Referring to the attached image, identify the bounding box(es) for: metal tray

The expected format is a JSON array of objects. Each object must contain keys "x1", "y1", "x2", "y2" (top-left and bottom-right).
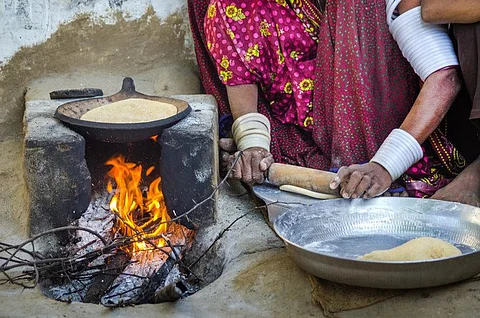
[
  {"x1": 272, "y1": 197, "x2": 480, "y2": 289},
  {"x1": 252, "y1": 182, "x2": 321, "y2": 223},
  {"x1": 54, "y1": 77, "x2": 191, "y2": 143}
]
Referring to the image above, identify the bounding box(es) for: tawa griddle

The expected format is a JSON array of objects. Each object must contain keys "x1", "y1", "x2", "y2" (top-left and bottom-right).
[{"x1": 54, "y1": 77, "x2": 191, "y2": 143}]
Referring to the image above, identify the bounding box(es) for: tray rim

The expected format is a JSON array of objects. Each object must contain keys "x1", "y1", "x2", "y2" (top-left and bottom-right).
[{"x1": 273, "y1": 197, "x2": 480, "y2": 265}]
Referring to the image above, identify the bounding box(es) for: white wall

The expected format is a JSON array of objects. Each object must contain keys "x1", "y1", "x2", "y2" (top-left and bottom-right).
[{"x1": 0, "y1": 0, "x2": 189, "y2": 66}]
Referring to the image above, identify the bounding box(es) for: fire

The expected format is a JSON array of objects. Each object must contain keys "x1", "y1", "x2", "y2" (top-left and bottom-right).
[{"x1": 106, "y1": 155, "x2": 170, "y2": 254}]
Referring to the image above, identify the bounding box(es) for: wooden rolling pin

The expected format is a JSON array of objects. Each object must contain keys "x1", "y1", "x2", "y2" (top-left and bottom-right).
[{"x1": 267, "y1": 163, "x2": 340, "y2": 196}]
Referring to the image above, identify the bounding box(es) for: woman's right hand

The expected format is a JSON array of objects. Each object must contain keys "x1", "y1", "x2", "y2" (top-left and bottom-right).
[{"x1": 219, "y1": 138, "x2": 274, "y2": 185}]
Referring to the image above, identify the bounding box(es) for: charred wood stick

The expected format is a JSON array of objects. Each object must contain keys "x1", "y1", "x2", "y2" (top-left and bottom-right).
[
  {"x1": 135, "y1": 255, "x2": 176, "y2": 304},
  {"x1": 83, "y1": 251, "x2": 131, "y2": 304},
  {"x1": 153, "y1": 280, "x2": 188, "y2": 303}
]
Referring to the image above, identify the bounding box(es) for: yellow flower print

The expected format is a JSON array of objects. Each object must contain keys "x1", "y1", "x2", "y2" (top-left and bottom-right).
[
  {"x1": 284, "y1": 82, "x2": 292, "y2": 94},
  {"x1": 299, "y1": 78, "x2": 314, "y2": 91},
  {"x1": 290, "y1": 51, "x2": 299, "y2": 60},
  {"x1": 207, "y1": 4, "x2": 216, "y2": 18},
  {"x1": 277, "y1": 49, "x2": 284, "y2": 64},
  {"x1": 227, "y1": 29, "x2": 235, "y2": 40},
  {"x1": 220, "y1": 70, "x2": 233, "y2": 82},
  {"x1": 225, "y1": 5, "x2": 237, "y2": 17},
  {"x1": 245, "y1": 44, "x2": 260, "y2": 61},
  {"x1": 225, "y1": 5, "x2": 245, "y2": 21},
  {"x1": 260, "y1": 20, "x2": 271, "y2": 37},
  {"x1": 276, "y1": 0, "x2": 287, "y2": 6},
  {"x1": 307, "y1": 102, "x2": 313, "y2": 110},
  {"x1": 220, "y1": 56, "x2": 230, "y2": 69},
  {"x1": 303, "y1": 116, "x2": 314, "y2": 127},
  {"x1": 207, "y1": 41, "x2": 212, "y2": 50}
]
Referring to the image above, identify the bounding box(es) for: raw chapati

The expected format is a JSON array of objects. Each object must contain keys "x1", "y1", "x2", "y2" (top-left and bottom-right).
[
  {"x1": 80, "y1": 98, "x2": 177, "y2": 123},
  {"x1": 279, "y1": 185, "x2": 340, "y2": 199},
  {"x1": 359, "y1": 237, "x2": 462, "y2": 261}
]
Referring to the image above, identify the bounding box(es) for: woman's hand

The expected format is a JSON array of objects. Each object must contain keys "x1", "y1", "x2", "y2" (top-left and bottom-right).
[
  {"x1": 330, "y1": 162, "x2": 393, "y2": 199},
  {"x1": 219, "y1": 138, "x2": 274, "y2": 185}
]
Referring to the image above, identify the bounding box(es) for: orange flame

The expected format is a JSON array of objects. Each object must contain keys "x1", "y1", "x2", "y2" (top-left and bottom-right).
[{"x1": 106, "y1": 155, "x2": 169, "y2": 254}]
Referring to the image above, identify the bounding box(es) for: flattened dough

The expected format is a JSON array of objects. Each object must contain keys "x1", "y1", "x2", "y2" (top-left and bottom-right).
[
  {"x1": 359, "y1": 237, "x2": 462, "y2": 261},
  {"x1": 80, "y1": 98, "x2": 177, "y2": 123},
  {"x1": 279, "y1": 184, "x2": 340, "y2": 199}
]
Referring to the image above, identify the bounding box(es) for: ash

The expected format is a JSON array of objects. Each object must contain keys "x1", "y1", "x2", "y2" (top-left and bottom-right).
[{"x1": 101, "y1": 249, "x2": 170, "y2": 306}]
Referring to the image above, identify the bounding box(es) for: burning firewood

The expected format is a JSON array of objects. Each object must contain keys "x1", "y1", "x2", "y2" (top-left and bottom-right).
[{"x1": 0, "y1": 153, "x2": 242, "y2": 307}]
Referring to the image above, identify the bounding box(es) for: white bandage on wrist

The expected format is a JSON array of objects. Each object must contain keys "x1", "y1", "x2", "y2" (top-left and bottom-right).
[
  {"x1": 232, "y1": 113, "x2": 271, "y2": 152},
  {"x1": 386, "y1": 3, "x2": 459, "y2": 81},
  {"x1": 370, "y1": 128, "x2": 423, "y2": 182}
]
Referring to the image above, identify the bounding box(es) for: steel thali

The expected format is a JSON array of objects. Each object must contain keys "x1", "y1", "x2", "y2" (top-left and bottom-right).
[{"x1": 254, "y1": 184, "x2": 480, "y2": 289}]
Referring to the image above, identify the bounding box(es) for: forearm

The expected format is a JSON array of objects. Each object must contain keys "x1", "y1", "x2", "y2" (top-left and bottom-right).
[
  {"x1": 421, "y1": 0, "x2": 480, "y2": 24},
  {"x1": 400, "y1": 68, "x2": 461, "y2": 142},
  {"x1": 226, "y1": 84, "x2": 259, "y2": 120}
]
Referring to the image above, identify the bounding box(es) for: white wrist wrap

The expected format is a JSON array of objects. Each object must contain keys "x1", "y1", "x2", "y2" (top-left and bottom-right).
[
  {"x1": 232, "y1": 113, "x2": 271, "y2": 152},
  {"x1": 386, "y1": 4, "x2": 459, "y2": 81},
  {"x1": 371, "y1": 129, "x2": 423, "y2": 181}
]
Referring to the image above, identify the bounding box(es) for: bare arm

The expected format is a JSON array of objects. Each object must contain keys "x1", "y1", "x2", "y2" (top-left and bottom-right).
[
  {"x1": 223, "y1": 83, "x2": 274, "y2": 184},
  {"x1": 226, "y1": 84, "x2": 258, "y2": 119},
  {"x1": 400, "y1": 68, "x2": 460, "y2": 143},
  {"x1": 395, "y1": 0, "x2": 461, "y2": 143},
  {"x1": 421, "y1": 0, "x2": 480, "y2": 24}
]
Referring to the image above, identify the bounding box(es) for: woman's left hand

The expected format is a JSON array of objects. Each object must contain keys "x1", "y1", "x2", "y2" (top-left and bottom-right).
[{"x1": 330, "y1": 162, "x2": 393, "y2": 199}]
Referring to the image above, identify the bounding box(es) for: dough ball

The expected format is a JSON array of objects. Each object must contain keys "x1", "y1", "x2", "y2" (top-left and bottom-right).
[
  {"x1": 359, "y1": 237, "x2": 462, "y2": 261},
  {"x1": 80, "y1": 98, "x2": 178, "y2": 123}
]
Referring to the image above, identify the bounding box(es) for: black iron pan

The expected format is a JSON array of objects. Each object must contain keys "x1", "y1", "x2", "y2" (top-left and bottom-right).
[{"x1": 54, "y1": 77, "x2": 191, "y2": 143}]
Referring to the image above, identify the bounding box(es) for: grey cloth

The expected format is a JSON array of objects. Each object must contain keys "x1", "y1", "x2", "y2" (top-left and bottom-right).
[{"x1": 453, "y1": 22, "x2": 480, "y2": 120}]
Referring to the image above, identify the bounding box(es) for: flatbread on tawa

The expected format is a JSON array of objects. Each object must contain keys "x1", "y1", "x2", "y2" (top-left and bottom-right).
[
  {"x1": 80, "y1": 98, "x2": 178, "y2": 123},
  {"x1": 279, "y1": 184, "x2": 340, "y2": 199},
  {"x1": 358, "y1": 237, "x2": 462, "y2": 261}
]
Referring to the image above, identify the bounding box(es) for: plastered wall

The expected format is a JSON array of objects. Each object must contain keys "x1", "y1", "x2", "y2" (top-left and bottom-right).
[{"x1": 0, "y1": 0, "x2": 198, "y2": 138}]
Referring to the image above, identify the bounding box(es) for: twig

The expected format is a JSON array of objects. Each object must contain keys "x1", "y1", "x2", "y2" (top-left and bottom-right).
[
  {"x1": 188, "y1": 210, "x2": 251, "y2": 269},
  {"x1": 2, "y1": 226, "x2": 107, "y2": 270},
  {"x1": 164, "y1": 151, "x2": 243, "y2": 224}
]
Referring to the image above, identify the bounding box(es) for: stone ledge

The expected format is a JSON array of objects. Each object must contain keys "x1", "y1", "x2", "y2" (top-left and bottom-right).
[
  {"x1": 160, "y1": 95, "x2": 219, "y2": 227},
  {"x1": 24, "y1": 116, "x2": 91, "y2": 249}
]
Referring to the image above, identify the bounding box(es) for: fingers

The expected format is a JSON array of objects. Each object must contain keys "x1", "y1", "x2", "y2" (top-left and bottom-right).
[
  {"x1": 330, "y1": 166, "x2": 349, "y2": 190},
  {"x1": 219, "y1": 138, "x2": 237, "y2": 152},
  {"x1": 341, "y1": 170, "x2": 363, "y2": 198},
  {"x1": 251, "y1": 155, "x2": 262, "y2": 183},
  {"x1": 226, "y1": 148, "x2": 272, "y2": 184},
  {"x1": 241, "y1": 154, "x2": 254, "y2": 184},
  {"x1": 364, "y1": 183, "x2": 383, "y2": 199},
  {"x1": 259, "y1": 154, "x2": 274, "y2": 171},
  {"x1": 230, "y1": 152, "x2": 243, "y2": 180},
  {"x1": 220, "y1": 151, "x2": 230, "y2": 172},
  {"x1": 351, "y1": 175, "x2": 371, "y2": 199}
]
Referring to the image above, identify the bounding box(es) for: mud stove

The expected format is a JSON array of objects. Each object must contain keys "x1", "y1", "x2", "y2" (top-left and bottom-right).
[{"x1": 22, "y1": 89, "x2": 219, "y2": 306}]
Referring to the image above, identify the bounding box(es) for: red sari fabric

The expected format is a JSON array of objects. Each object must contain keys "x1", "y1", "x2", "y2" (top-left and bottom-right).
[
  {"x1": 193, "y1": 0, "x2": 418, "y2": 169},
  {"x1": 188, "y1": 0, "x2": 465, "y2": 197}
]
